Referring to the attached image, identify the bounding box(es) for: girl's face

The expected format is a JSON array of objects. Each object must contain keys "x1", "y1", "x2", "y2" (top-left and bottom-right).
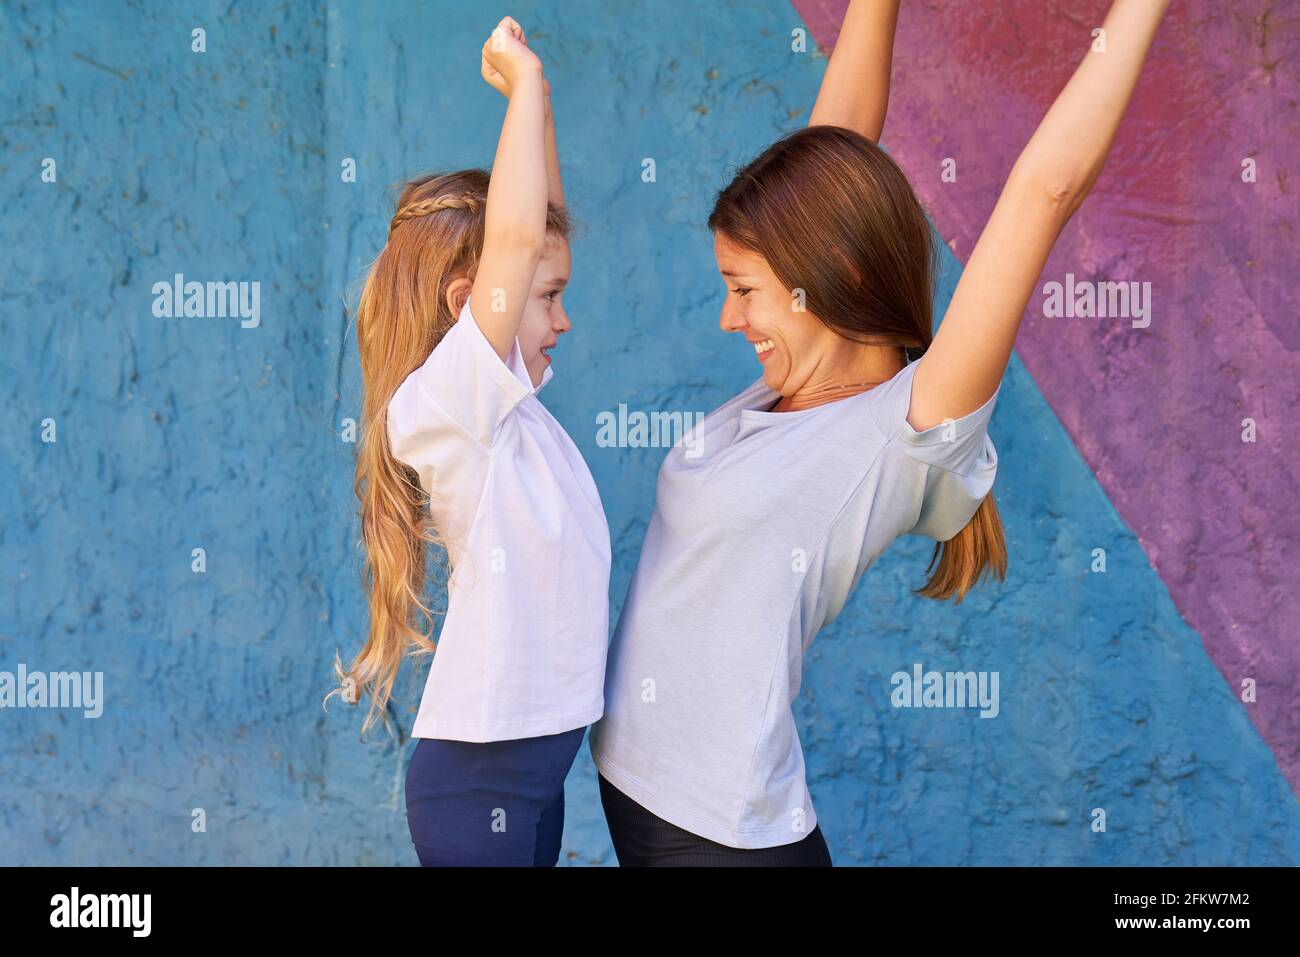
[
  {"x1": 516, "y1": 235, "x2": 572, "y2": 388},
  {"x1": 713, "y1": 231, "x2": 838, "y2": 395}
]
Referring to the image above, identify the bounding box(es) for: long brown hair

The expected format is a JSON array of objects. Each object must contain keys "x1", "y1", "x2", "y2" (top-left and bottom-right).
[
  {"x1": 707, "y1": 125, "x2": 1006, "y2": 603},
  {"x1": 325, "y1": 169, "x2": 572, "y2": 738}
]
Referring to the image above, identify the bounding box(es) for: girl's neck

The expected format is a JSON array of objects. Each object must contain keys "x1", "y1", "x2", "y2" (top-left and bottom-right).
[{"x1": 769, "y1": 345, "x2": 908, "y2": 413}]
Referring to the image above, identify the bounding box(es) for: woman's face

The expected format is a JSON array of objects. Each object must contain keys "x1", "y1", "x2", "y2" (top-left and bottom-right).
[
  {"x1": 516, "y1": 235, "x2": 573, "y2": 388},
  {"x1": 713, "y1": 231, "x2": 838, "y2": 396}
]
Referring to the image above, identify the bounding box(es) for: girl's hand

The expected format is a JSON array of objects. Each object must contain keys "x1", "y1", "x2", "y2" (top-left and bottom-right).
[{"x1": 480, "y1": 16, "x2": 543, "y2": 99}]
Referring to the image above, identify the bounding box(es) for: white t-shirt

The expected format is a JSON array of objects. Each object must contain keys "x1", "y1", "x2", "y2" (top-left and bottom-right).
[
  {"x1": 589, "y1": 358, "x2": 1001, "y2": 847},
  {"x1": 386, "y1": 297, "x2": 611, "y2": 742}
]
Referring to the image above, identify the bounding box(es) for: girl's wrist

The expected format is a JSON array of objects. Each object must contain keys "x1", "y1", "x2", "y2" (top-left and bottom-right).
[{"x1": 508, "y1": 66, "x2": 545, "y2": 97}]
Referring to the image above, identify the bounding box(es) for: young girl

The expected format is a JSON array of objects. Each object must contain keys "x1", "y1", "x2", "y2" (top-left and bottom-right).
[
  {"x1": 333, "y1": 18, "x2": 610, "y2": 866},
  {"x1": 589, "y1": 0, "x2": 1169, "y2": 864}
]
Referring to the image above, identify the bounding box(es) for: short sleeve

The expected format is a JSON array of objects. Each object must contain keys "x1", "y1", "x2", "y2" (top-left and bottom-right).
[
  {"x1": 874, "y1": 360, "x2": 1002, "y2": 542},
  {"x1": 386, "y1": 297, "x2": 534, "y2": 468}
]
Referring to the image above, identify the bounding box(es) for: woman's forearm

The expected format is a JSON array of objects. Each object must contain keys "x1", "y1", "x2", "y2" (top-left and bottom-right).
[
  {"x1": 1012, "y1": 0, "x2": 1171, "y2": 209},
  {"x1": 807, "y1": 0, "x2": 899, "y2": 142}
]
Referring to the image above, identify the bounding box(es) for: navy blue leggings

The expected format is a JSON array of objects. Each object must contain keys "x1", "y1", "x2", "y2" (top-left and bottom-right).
[{"x1": 404, "y1": 726, "x2": 586, "y2": 866}]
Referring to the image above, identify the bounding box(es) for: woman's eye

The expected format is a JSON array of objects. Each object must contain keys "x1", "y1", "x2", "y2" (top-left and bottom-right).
[{"x1": 731, "y1": 287, "x2": 752, "y2": 298}]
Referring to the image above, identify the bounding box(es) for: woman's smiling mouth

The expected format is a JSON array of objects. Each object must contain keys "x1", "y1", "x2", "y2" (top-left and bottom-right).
[{"x1": 751, "y1": 338, "x2": 775, "y2": 362}]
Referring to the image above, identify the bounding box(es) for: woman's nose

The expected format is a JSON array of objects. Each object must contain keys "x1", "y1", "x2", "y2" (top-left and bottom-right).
[{"x1": 719, "y1": 302, "x2": 745, "y2": 333}]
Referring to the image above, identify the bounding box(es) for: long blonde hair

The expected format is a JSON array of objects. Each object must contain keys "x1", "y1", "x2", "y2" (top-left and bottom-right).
[{"x1": 325, "y1": 170, "x2": 572, "y2": 738}]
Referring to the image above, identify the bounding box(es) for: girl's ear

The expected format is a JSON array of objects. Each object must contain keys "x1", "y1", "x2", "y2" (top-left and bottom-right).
[{"x1": 444, "y1": 276, "x2": 472, "y2": 317}]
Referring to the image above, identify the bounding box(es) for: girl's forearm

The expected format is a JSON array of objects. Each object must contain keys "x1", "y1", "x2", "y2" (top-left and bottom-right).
[
  {"x1": 543, "y1": 93, "x2": 565, "y2": 208},
  {"x1": 484, "y1": 69, "x2": 549, "y2": 248},
  {"x1": 808, "y1": 0, "x2": 899, "y2": 142},
  {"x1": 1013, "y1": 0, "x2": 1170, "y2": 208}
]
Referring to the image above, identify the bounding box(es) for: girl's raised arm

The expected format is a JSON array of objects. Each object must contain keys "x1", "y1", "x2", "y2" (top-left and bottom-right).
[
  {"x1": 541, "y1": 77, "x2": 564, "y2": 208},
  {"x1": 807, "y1": 0, "x2": 900, "y2": 143},
  {"x1": 471, "y1": 20, "x2": 549, "y2": 361},
  {"x1": 481, "y1": 19, "x2": 563, "y2": 207},
  {"x1": 908, "y1": 0, "x2": 1170, "y2": 431}
]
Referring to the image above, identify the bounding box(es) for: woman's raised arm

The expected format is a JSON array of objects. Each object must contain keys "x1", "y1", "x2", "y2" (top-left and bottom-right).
[
  {"x1": 807, "y1": 0, "x2": 900, "y2": 143},
  {"x1": 907, "y1": 0, "x2": 1170, "y2": 431}
]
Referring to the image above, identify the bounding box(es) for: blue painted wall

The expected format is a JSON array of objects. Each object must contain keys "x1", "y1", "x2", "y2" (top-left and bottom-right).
[{"x1": 1, "y1": 0, "x2": 1295, "y2": 865}]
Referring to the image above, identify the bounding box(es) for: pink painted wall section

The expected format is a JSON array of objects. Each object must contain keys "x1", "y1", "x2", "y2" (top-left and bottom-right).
[{"x1": 792, "y1": 1, "x2": 1299, "y2": 793}]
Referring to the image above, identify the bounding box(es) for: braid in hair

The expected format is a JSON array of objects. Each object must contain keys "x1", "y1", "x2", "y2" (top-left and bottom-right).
[{"x1": 388, "y1": 193, "x2": 483, "y2": 237}]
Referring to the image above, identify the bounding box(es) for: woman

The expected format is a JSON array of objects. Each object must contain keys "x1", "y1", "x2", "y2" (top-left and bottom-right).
[{"x1": 589, "y1": 0, "x2": 1170, "y2": 864}]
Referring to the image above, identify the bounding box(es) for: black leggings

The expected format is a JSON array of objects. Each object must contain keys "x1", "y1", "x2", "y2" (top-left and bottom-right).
[{"x1": 598, "y1": 773, "x2": 833, "y2": 866}]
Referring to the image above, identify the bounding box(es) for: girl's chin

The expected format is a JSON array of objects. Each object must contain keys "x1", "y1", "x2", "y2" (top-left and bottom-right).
[{"x1": 528, "y1": 354, "x2": 550, "y2": 379}]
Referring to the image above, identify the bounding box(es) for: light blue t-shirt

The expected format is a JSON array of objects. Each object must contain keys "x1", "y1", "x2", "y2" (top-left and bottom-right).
[{"x1": 588, "y1": 358, "x2": 1001, "y2": 848}]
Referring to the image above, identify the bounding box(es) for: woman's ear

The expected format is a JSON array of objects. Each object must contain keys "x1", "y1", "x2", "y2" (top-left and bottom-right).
[{"x1": 444, "y1": 276, "x2": 472, "y2": 317}]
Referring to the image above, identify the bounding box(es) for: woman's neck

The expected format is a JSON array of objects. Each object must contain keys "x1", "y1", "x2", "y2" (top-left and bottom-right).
[{"x1": 769, "y1": 345, "x2": 908, "y2": 413}]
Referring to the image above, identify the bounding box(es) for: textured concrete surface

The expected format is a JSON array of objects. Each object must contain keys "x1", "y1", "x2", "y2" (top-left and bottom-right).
[{"x1": 1, "y1": 0, "x2": 1296, "y2": 866}]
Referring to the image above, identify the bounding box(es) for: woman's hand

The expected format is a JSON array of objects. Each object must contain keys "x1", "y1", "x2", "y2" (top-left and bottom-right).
[{"x1": 481, "y1": 16, "x2": 544, "y2": 99}]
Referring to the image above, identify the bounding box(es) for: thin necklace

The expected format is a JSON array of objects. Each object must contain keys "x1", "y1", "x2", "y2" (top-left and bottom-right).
[
  {"x1": 807, "y1": 349, "x2": 909, "y2": 396},
  {"x1": 821, "y1": 381, "x2": 882, "y2": 391},
  {"x1": 773, "y1": 349, "x2": 909, "y2": 410},
  {"x1": 769, "y1": 380, "x2": 884, "y2": 413},
  {"x1": 799, "y1": 379, "x2": 885, "y2": 397}
]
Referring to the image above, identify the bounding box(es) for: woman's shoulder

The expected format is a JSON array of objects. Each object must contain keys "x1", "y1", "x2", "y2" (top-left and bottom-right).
[{"x1": 860, "y1": 358, "x2": 921, "y2": 437}]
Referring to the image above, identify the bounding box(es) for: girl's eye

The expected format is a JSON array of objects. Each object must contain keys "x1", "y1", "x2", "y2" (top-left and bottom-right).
[
  {"x1": 730, "y1": 287, "x2": 752, "y2": 298},
  {"x1": 545, "y1": 289, "x2": 561, "y2": 302}
]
